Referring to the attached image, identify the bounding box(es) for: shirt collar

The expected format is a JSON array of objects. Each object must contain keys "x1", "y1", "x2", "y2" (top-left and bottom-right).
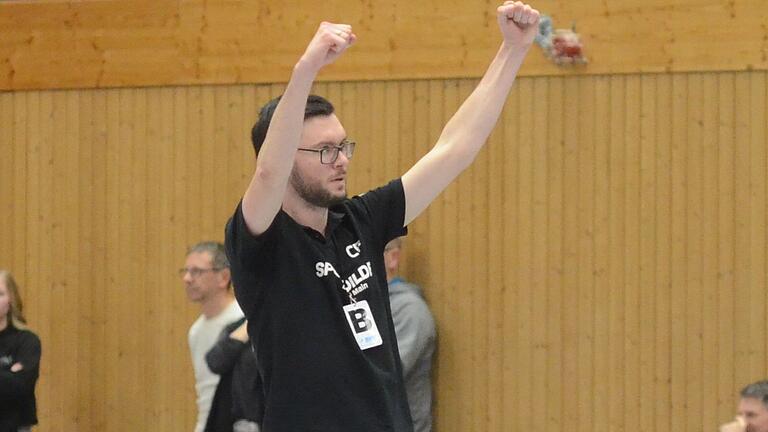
[{"x1": 300, "y1": 209, "x2": 346, "y2": 239}]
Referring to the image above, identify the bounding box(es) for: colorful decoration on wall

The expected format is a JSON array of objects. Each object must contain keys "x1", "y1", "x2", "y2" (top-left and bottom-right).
[{"x1": 534, "y1": 15, "x2": 587, "y2": 66}]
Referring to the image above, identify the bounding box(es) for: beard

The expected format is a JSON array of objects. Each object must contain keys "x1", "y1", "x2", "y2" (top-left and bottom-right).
[{"x1": 290, "y1": 166, "x2": 347, "y2": 208}]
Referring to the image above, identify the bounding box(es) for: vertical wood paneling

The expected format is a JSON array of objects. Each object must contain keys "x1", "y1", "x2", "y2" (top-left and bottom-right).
[
  {"x1": 718, "y1": 73, "x2": 737, "y2": 423},
  {"x1": 577, "y1": 76, "x2": 595, "y2": 432},
  {"x1": 592, "y1": 75, "x2": 610, "y2": 432},
  {"x1": 515, "y1": 77, "x2": 533, "y2": 432},
  {"x1": 624, "y1": 74, "x2": 642, "y2": 432},
  {"x1": 1, "y1": 70, "x2": 767, "y2": 432},
  {"x1": 654, "y1": 73, "x2": 673, "y2": 432},
  {"x1": 731, "y1": 72, "x2": 749, "y2": 394},
  {"x1": 0, "y1": 93, "x2": 15, "y2": 276},
  {"x1": 639, "y1": 74, "x2": 656, "y2": 432},
  {"x1": 530, "y1": 76, "x2": 548, "y2": 432},
  {"x1": 144, "y1": 87, "x2": 162, "y2": 427},
  {"x1": 561, "y1": 73, "x2": 580, "y2": 431},
  {"x1": 748, "y1": 71, "x2": 767, "y2": 381},
  {"x1": 670, "y1": 72, "x2": 689, "y2": 432},
  {"x1": 485, "y1": 78, "x2": 504, "y2": 432},
  {"x1": 545, "y1": 75, "x2": 564, "y2": 432},
  {"x1": 76, "y1": 89, "x2": 94, "y2": 432},
  {"x1": 89, "y1": 89, "x2": 108, "y2": 432},
  {"x1": 686, "y1": 73, "x2": 705, "y2": 432},
  {"x1": 701, "y1": 73, "x2": 719, "y2": 431},
  {"x1": 608, "y1": 74, "x2": 627, "y2": 431},
  {"x1": 501, "y1": 77, "x2": 519, "y2": 432}
]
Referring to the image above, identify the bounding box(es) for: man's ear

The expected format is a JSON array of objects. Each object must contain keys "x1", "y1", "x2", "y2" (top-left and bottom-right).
[
  {"x1": 388, "y1": 248, "x2": 401, "y2": 270},
  {"x1": 220, "y1": 268, "x2": 232, "y2": 289}
]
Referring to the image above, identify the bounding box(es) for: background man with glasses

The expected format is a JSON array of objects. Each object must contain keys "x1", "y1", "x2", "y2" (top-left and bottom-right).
[
  {"x1": 181, "y1": 241, "x2": 243, "y2": 432},
  {"x1": 720, "y1": 380, "x2": 768, "y2": 432},
  {"x1": 225, "y1": 2, "x2": 541, "y2": 431}
]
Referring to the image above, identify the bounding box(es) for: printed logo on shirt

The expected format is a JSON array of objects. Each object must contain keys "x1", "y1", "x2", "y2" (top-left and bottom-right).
[
  {"x1": 315, "y1": 261, "x2": 341, "y2": 278},
  {"x1": 341, "y1": 262, "x2": 372, "y2": 297},
  {"x1": 345, "y1": 240, "x2": 362, "y2": 258}
]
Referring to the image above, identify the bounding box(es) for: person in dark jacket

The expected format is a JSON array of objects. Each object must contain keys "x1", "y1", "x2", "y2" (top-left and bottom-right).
[
  {"x1": 0, "y1": 270, "x2": 41, "y2": 432},
  {"x1": 205, "y1": 318, "x2": 264, "y2": 432}
]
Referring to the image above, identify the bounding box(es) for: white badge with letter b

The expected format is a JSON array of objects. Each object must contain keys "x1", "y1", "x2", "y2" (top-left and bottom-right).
[{"x1": 343, "y1": 300, "x2": 383, "y2": 350}]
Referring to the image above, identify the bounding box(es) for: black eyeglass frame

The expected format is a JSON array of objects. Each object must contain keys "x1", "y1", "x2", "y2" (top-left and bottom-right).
[{"x1": 297, "y1": 139, "x2": 356, "y2": 165}]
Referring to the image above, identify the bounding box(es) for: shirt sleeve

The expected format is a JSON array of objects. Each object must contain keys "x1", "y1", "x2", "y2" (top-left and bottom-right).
[
  {"x1": 225, "y1": 201, "x2": 281, "y2": 270},
  {"x1": 225, "y1": 202, "x2": 284, "y2": 315},
  {"x1": 348, "y1": 178, "x2": 408, "y2": 251}
]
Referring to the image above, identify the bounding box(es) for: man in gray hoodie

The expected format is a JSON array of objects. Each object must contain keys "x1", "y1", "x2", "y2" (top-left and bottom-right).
[{"x1": 384, "y1": 238, "x2": 437, "y2": 432}]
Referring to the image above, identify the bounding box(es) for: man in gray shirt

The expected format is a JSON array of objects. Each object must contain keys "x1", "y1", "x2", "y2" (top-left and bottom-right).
[{"x1": 384, "y1": 238, "x2": 437, "y2": 432}]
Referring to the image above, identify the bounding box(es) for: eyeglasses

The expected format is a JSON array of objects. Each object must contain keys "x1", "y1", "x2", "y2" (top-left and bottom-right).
[
  {"x1": 297, "y1": 139, "x2": 356, "y2": 165},
  {"x1": 178, "y1": 267, "x2": 222, "y2": 278}
]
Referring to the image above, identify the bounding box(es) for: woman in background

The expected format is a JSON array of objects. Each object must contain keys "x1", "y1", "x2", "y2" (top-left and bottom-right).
[{"x1": 0, "y1": 271, "x2": 41, "y2": 432}]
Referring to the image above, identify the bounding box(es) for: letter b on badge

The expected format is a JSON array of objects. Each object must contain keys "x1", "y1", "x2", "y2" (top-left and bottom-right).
[
  {"x1": 348, "y1": 308, "x2": 371, "y2": 333},
  {"x1": 342, "y1": 300, "x2": 383, "y2": 350}
]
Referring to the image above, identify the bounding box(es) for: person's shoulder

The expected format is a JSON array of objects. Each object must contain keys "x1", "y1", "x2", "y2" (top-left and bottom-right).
[
  {"x1": 391, "y1": 282, "x2": 434, "y2": 316},
  {"x1": 6, "y1": 327, "x2": 42, "y2": 354},
  {"x1": 342, "y1": 178, "x2": 405, "y2": 214},
  {"x1": 390, "y1": 279, "x2": 424, "y2": 297},
  {"x1": 352, "y1": 179, "x2": 404, "y2": 200},
  {"x1": 223, "y1": 300, "x2": 245, "y2": 321},
  {"x1": 16, "y1": 327, "x2": 41, "y2": 345},
  {"x1": 188, "y1": 314, "x2": 206, "y2": 335},
  {"x1": 226, "y1": 203, "x2": 290, "y2": 260}
]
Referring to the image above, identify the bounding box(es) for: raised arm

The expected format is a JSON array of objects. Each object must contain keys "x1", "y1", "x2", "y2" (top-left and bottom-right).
[
  {"x1": 241, "y1": 23, "x2": 356, "y2": 235},
  {"x1": 401, "y1": 1, "x2": 540, "y2": 225}
]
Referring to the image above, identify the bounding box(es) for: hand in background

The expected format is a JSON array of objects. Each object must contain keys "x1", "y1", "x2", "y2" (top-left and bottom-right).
[
  {"x1": 720, "y1": 416, "x2": 747, "y2": 432},
  {"x1": 229, "y1": 321, "x2": 249, "y2": 343}
]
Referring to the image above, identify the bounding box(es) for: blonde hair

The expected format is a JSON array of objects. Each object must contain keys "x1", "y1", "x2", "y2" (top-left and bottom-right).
[{"x1": 0, "y1": 270, "x2": 28, "y2": 330}]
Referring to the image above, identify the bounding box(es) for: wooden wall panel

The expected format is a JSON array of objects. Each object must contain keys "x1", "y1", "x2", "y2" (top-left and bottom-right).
[
  {"x1": 1, "y1": 70, "x2": 767, "y2": 431},
  {"x1": 1, "y1": 0, "x2": 767, "y2": 91}
]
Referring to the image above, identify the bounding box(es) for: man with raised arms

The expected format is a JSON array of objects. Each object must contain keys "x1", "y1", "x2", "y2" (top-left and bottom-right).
[{"x1": 225, "y1": 3, "x2": 540, "y2": 430}]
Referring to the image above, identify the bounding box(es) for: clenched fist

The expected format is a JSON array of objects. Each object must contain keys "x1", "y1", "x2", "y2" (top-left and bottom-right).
[
  {"x1": 497, "y1": 1, "x2": 541, "y2": 47},
  {"x1": 299, "y1": 22, "x2": 357, "y2": 73}
]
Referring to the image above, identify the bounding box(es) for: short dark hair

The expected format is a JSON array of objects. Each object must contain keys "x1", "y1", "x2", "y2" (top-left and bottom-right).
[
  {"x1": 250, "y1": 94, "x2": 335, "y2": 156},
  {"x1": 741, "y1": 380, "x2": 768, "y2": 407}
]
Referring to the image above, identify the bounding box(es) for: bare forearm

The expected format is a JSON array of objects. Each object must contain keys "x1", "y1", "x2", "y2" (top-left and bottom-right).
[
  {"x1": 437, "y1": 42, "x2": 530, "y2": 164},
  {"x1": 242, "y1": 64, "x2": 317, "y2": 234},
  {"x1": 401, "y1": 2, "x2": 539, "y2": 225},
  {"x1": 240, "y1": 22, "x2": 355, "y2": 235},
  {"x1": 254, "y1": 64, "x2": 317, "y2": 180}
]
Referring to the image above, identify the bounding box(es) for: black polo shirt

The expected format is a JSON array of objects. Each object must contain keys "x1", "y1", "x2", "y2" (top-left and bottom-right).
[{"x1": 225, "y1": 179, "x2": 413, "y2": 432}]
